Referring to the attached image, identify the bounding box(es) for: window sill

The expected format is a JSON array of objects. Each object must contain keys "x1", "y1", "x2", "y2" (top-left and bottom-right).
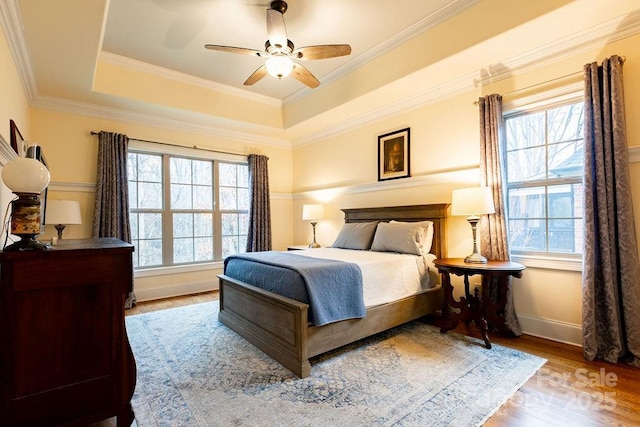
[
  {"x1": 134, "y1": 261, "x2": 224, "y2": 278},
  {"x1": 511, "y1": 254, "x2": 582, "y2": 272}
]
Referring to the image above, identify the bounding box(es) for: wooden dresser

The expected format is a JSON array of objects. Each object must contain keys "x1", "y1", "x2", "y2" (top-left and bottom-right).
[{"x1": 0, "y1": 238, "x2": 136, "y2": 426}]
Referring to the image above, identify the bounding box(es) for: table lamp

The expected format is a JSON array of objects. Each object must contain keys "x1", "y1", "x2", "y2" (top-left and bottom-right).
[
  {"x1": 451, "y1": 187, "x2": 495, "y2": 263},
  {"x1": 45, "y1": 200, "x2": 82, "y2": 239},
  {"x1": 1, "y1": 151, "x2": 51, "y2": 251},
  {"x1": 302, "y1": 204, "x2": 324, "y2": 248}
]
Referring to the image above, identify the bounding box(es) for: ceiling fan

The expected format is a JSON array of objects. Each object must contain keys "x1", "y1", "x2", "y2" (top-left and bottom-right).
[{"x1": 204, "y1": 0, "x2": 351, "y2": 88}]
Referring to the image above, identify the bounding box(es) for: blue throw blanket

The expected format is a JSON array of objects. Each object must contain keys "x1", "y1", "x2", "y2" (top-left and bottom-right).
[{"x1": 224, "y1": 251, "x2": 366, "y2": 326}]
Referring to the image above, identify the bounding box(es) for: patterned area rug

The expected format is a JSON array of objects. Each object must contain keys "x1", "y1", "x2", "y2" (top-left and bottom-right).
[{"x1": 126, "y1": 301, "x2": 545, "y2": 426}]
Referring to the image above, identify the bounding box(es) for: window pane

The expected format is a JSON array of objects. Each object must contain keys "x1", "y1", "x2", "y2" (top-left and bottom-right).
[
  {"x1": 193, "y1": 160, "x2": 212, "y2": 185},
  {"x1": 170, "y1": 157, "x2": 192, "y2": 184},
  {"x1": 194, "y1": 213, "x2": 212, "y2": 236},
  {"x1": 222, "y1": 235, "x2": 238, "y2": 259},
  {"x1": 548, "y1": 103, "x2": 584, "y2": 143},
  {"x1": 193, "y1": 185, "x2": 213, "y2": 209},
  {"x1": 238, "y1": 164, "x2": 248, "y2": 187},
  {"x1": 194, "y1": 237, "x2": 213, "y2": 261},
  {"x1": 174, "y1": 237, "x2": 194, "y2": 263},
  {"x1": 220, "y1": 187, "x2": 237, "y2": 210},
  {"x1": 171, "y1": 183, "x2": 192, "y2": 209},
  {"x1": 508, "y1": 187, "x2": 545, "y2": 219},
  {"x1": 130, "y1": 213, "x2": 139, "y2": 239},
  {"x1": 548, "y1": 184, "x2": 582, "y2": 218},
  {"x1": 222, "y1": 213, "x2": 238, "y2": 235},
  {"x1": 507, "y1": 146, "x2": 546, "y2": 182},
  {"x1": 140, "y1": 213, "x2": 162, "y2": 239},
  {"x1": 549, "y1": 219, "x2": 581, "y2": 253},
  {"x1": 548, "y1": 141, "x2": 584, "y2": 179},
  {"x1": 219, "y1": 163, "x2": 237, "y2": 186},
  {"x1": 505, "y1": 111, "x2": 545, "y2": 150},
  {"x1": 129, "y1": 181, "x2": 138, "y2": 209},
  {"x1": 139, "y1": 182, "x2": 163, "y2": 209},
  {"x1": 509, "y1": 219, "x2": 546, "y2": 251},
  {"x1": 128, "y1": 153, "x2": 138, "y2": 181},
  {"x1": 138, "y1": 154, "x2": 162, "y2": 182},
  {"x1": 139, "y1": 239, "x2": 162, "y2": 267},
  {"x1": 239, "y1": 213, "x2": 249, "y2": 235},
  {"x1": 237, "y1": 188, "x2": 249, "y2": 210},
  {"x1": 173, "y1": 213, "x2": 193, "y2": 238}
]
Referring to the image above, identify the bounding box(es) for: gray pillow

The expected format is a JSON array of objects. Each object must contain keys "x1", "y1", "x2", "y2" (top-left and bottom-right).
[
  {"x1": 370, "y1": 220, "x2": 434, "y2": 256},
  {"x1": 331, "y1": 222, "x2": 379, "y2": 250}
]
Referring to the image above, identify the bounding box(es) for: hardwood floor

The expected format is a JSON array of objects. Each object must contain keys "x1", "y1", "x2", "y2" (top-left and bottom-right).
[{"x1": 113, "y1": 292, "x2": 639, "y2": 426}]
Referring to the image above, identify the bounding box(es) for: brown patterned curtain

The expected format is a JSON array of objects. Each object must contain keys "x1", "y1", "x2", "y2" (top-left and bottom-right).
[
  {"x1": 583, "y1": 55, "x2": 640, "y2": 367},
  {"x1": 92, "y1": 131, "x2": 135, "y2": 308},
  {"x1": 478, "y1": 94, "x2": 522, "y2": 336},
  {"x1": 246, "y1": 154, "x2": 272, "y2": 252}
]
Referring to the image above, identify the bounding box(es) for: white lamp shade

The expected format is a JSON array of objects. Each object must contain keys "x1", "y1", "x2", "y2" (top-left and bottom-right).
[
  {"x1": 2, "y1": 157, "x2": 50, "y2": 193},
  {"x1": 265, "y1": 56, "x2": 294, "y2": 79},
  {"x1": 46, "y1": 200, "x2": 82, "y2": 225},
  {"x1": 451, "y1": 187, "x2": 496, "y2": 216},
  {"x1": 302, "y1": 204, "x2": 324, "y2": 221}
]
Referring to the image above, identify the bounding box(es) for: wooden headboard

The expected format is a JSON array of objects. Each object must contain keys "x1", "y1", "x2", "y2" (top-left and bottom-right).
[{"x1": 341, "y1": 203, "x2": 449, "y2": 259}]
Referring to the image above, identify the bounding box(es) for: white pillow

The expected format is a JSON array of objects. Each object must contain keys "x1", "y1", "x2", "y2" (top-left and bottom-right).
[
  {"x1": 370, "y1": 220, "x2": 434, "y2": 256},
  {"x1": 390, "y1": 220, "x2": 434, "y2": 254},
  {"x1": 331, "y1": 221, "x2": 379, "y2": 250}
]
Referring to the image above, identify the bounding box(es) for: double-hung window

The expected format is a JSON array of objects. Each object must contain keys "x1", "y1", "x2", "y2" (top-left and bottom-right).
[
  {"x1": 503, "y1": 98, "x2": 585, "y2": 268},
  {"x1": 128, "y1": 145, "x2": 248, "y2": 269}
]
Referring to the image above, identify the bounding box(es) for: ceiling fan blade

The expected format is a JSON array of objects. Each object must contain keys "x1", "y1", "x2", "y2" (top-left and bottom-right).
[
  {"x1": 205, "y1": 44, "x2": 264, "y2": 57},
  {"x1": 293, "y1": 44, "x2": 352, "y2": 60},
  {"x1": 244, "y1": 65, "x2": 268, "y2": 86},
  {"x1": 266, "y1": 8, "x2": 287, "y2": 50},
  {"x1": 291, "y1": 63, "x2": 320, "y2": 88}
]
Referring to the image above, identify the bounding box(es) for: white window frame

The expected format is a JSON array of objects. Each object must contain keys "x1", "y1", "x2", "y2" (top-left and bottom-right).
[
  {"x1": 129, "y1": 140, "x2": 247, "y2": 273},
  {"x1": 502, "y1": 83, "x2": 584, "y2": 272}
]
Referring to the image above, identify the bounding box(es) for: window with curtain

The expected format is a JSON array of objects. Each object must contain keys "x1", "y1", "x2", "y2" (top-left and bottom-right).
[
  {"x1": 128, "y1": 149, "x2": 248, "y2": 269},
  {"x1": 503, "y1": 99, "x2": 585, "y2": 260}
]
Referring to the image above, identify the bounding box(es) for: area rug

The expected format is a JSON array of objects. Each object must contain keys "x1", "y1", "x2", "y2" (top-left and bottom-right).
[{"x1": 126, "y1": 301, "x2": 545, "y2": 426}]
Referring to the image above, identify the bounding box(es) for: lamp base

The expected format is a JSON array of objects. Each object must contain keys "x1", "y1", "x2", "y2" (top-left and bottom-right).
[
  {"x1": 308, "y1": 241, "x2": 320, "y2": 248},
  {"x1": 4, "y1": 235, "x2": 49, "y2": 252},
  {"x1": 464, "y1": 252, "x2": 488, "y2": 263}
]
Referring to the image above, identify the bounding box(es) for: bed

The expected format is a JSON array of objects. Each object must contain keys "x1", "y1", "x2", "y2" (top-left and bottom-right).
[{"x1": 218, "y1": 204, "x2": 448, "y2": 378}]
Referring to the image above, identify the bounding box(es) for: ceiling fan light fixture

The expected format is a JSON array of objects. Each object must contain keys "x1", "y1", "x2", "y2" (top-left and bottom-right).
[{"x1": 265, "y1": 55, "x2": 294, "y2": 79}]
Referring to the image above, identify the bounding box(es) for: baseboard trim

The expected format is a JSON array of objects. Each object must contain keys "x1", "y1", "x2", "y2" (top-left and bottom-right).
[
  {"x1": 134, "y1": 280, "x2": 219, "y2": 303},
  {"x1": 518, "y1": 314, "x2": 582, "y2": 347}
]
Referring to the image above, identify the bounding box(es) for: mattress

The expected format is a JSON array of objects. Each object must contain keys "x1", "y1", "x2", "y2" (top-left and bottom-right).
[{"x1": 295, "y1": 248, "x2": 437, "y2": 308}]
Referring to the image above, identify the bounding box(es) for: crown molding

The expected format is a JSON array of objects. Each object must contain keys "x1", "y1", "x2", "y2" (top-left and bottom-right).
[
  {"x1": 283, "y1": 0, "x2": 480, "y2": 105},
  {"x1": 31, "y1": 95, "x2": 291, "y2": 149},
  {"x1": 99, "y1": 52, "x2": 283, "y2": 108},
  {"x1": 0, "y1": 0, "x2": 37, "y2": 103},
  {"x1": 4, "y1": 1, "x2": 640, "y2": 150},
  {"x1": 291, "y1": 11, "x2": 640, "y2": 147}
]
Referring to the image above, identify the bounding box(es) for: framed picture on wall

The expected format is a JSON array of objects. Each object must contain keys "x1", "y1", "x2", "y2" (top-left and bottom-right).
[
  {"x1": 378, "y1": 127, "x2": 410, "y2": 181},
  {"x1": 10, "y1": 119, "x2": 28, "y2": 157}
]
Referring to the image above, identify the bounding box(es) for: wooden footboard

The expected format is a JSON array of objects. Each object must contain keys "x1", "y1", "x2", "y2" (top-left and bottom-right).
[
  {"x1": 218, "y1": 274, "x2": 312, "y2": 378},
  {"x1": 219, "y1": 274, "x2": 444, "y2": 378}
]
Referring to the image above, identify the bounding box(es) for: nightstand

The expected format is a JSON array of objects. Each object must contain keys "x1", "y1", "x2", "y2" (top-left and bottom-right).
[
  {"x1": 433, "y1": 258, "x2": 525, "y2": 349},
  {"x1": 287, "y1": 245, "x2": 314, "y2": 250}
]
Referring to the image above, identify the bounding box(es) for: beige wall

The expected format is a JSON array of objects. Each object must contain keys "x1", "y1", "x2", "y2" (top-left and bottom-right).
[
  {"x1": 291, "y1": 33, "x2": 640, "y2": 345},
  {"x1": 2, "y1": 8, "x2": 640, "y2": 345}
]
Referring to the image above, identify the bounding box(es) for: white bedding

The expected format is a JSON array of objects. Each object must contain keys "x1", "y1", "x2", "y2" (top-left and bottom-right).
[{"x1": 291, "y1": 248, "x2": 438, "y2": 308}]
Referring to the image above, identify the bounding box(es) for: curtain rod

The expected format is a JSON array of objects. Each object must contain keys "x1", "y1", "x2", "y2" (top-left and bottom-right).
[
  {"x1": 473, "y1": 55, "x2": 627, "y2": 105},
  {"x1": 90, "y1": 131, "x2": 245, "y2": 157}
]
